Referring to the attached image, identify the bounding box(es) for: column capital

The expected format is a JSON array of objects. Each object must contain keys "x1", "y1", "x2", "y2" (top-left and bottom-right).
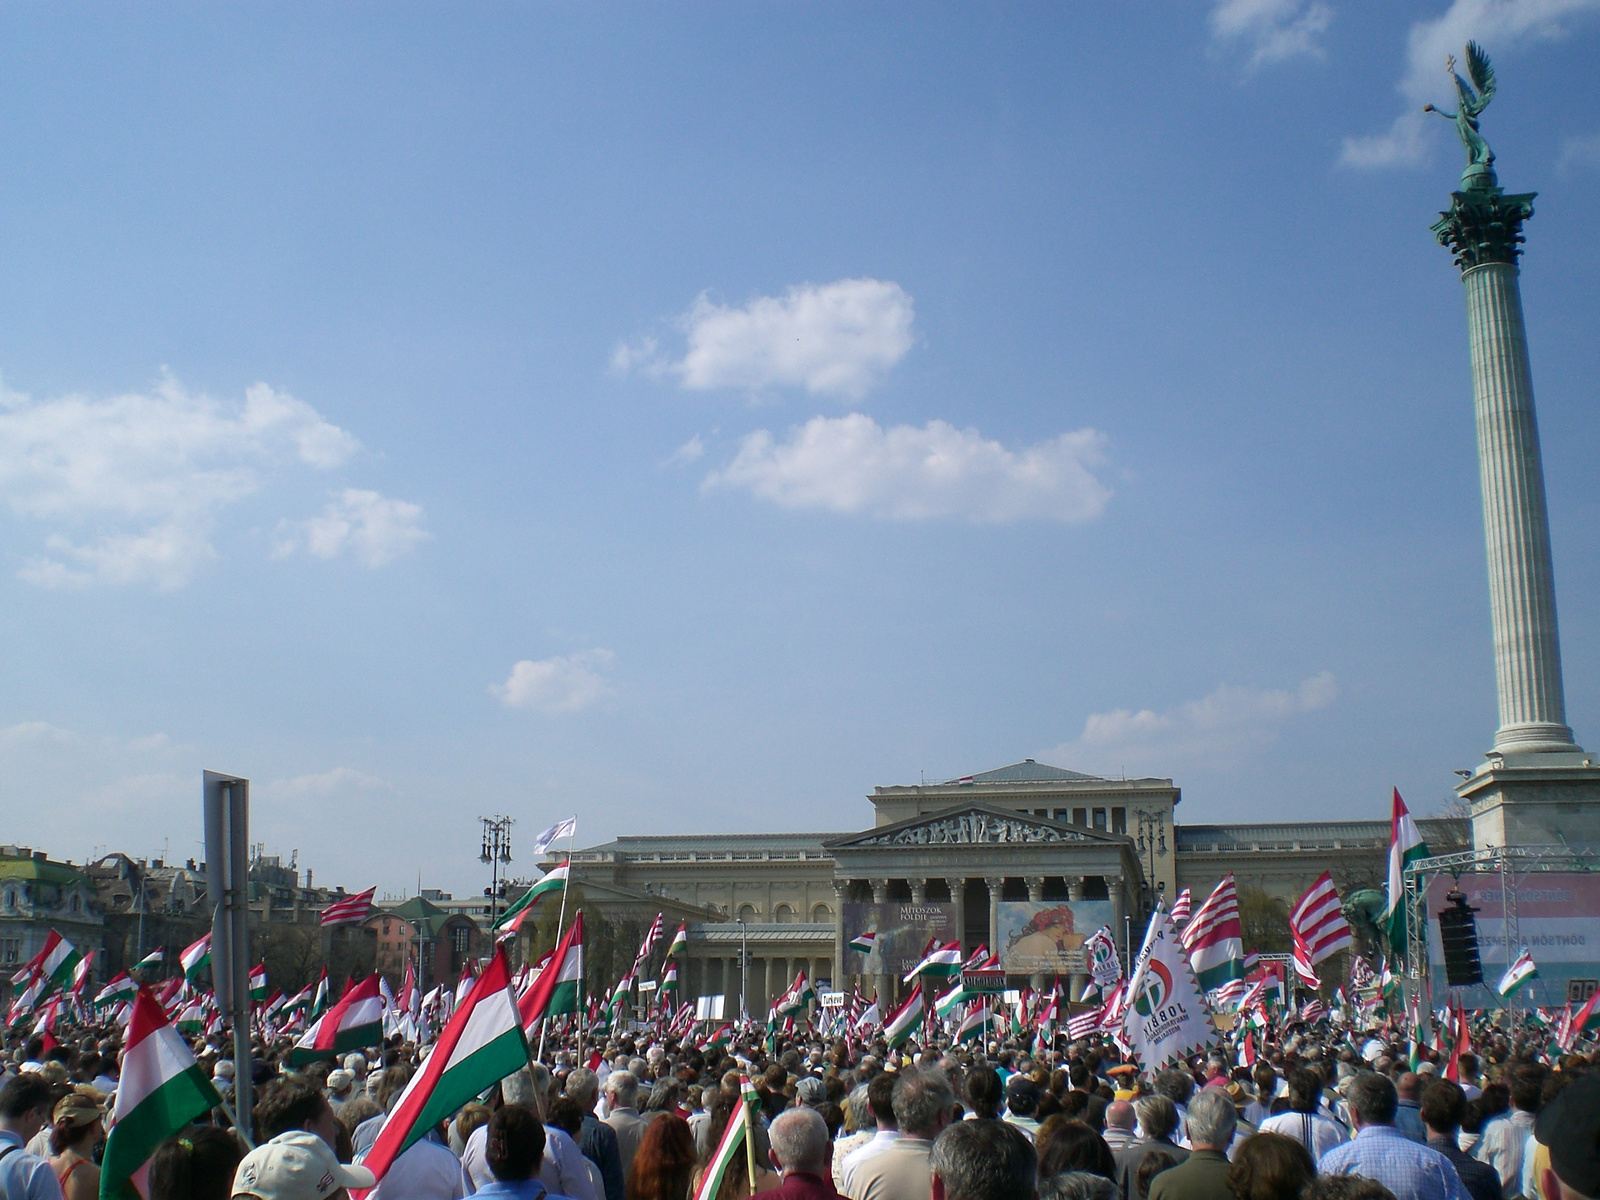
[
  {"x1": 1024, "y1": 877, "x2": 1045, "y2": 902},
  {"x1": 1432, "y1": 185, "x2": 1535, "y2": 273},
  {"x1": 943, "y1": 877, "x2": 966, "y2": 896},
  {"x1": 982, "y1": 875, "x2": 1004, "y2": 889},
  {"x1": 831, "y1": 878, "x2": 848, "y2": 898},
  {"x1": 908, "y1": 879, "x2": 927, "y2": 903},
  {"x1": 869, "y1": 879, "x2": 889, "y2": 903}
]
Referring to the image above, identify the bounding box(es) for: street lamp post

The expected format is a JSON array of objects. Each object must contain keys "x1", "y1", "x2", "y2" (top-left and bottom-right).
[
  {"x1": 1134, "y1": 809, "x2": 1168, "y2": 917},
  {"x1": 479, "y1": 815, "x2": 515, "y2": 928},
  {"x1": 737, "y1": 918, "x2": 748, "y2": 1022}
]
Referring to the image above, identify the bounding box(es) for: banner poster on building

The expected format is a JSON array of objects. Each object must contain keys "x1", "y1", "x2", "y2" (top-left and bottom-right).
[
  {"x1": 1424, "y1": 872, "x2": 1600, "y2": 1004},
  {"x1": 997, "y1": 901, "x2": 1115, "y2": 975},
  {"x1": 841, "y1": 903, "x2": 956, "y2": 976}
]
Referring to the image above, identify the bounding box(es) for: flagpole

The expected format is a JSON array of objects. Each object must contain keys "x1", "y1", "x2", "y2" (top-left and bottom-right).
[{"x1": 535, "y1": 819, "x2": 578, "y2": 1065}]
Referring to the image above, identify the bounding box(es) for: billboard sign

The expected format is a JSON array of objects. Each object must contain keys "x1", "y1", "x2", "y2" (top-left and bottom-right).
[
  {"x1": 1424, "y1": 872, "x2": 1600, "y2": 1003},
  {"x1": 841, "y1": 903, "x2": 956, "y2": 977},
  {"x1": 997, "y1": 901, "x2": 1115, "y2": 975}
]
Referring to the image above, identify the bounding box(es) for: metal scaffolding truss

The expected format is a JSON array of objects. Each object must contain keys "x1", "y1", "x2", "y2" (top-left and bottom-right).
[{"x1": 1402, "y1": 845, "x2": 1600, "y2": 997}]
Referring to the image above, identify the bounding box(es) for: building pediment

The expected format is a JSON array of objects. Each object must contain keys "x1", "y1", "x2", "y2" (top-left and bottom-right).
[{"x1": 824, "y1": 804, "x2": 1130, "y2": 850}]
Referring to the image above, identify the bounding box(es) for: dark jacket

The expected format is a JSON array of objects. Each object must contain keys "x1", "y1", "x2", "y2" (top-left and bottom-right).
[
  {"x1": 1427, "y1": 1134, "x2": 1503, "y2": 1200},
  {"x1": 580, "y1": 1113, "x2": 625, "y2": 1200},
  {"x1": 1147, "y1": 1149, "x2": 1234, "y2": 1200},
  {"x1": 1114, "y1": 1138, "x2": 1191, "y2": 1200}
]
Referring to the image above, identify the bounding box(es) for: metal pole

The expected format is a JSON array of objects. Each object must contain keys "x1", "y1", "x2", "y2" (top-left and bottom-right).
[
  {"x1": 535, "y1": 822, "x2": 578, "y2": 1064},
  {"x1": 739, "y1": 920, "x2": 748, "y2": 1023}
]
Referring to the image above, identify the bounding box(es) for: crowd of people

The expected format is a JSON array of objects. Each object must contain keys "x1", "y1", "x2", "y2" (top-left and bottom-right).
[{"x1": 0, "y1": 1008, "x2": 1596, "y2": 1200}]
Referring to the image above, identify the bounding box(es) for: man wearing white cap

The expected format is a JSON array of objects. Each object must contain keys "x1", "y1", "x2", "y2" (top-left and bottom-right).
[{"x1": 233, "y1": 1130, "x2": 376, "y2": 1200}]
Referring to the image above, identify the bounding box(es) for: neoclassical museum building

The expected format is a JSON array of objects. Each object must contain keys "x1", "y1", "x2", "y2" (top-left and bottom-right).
[{"x1": 551, "y1": 761, "x2": 1464, "y2": 1014}]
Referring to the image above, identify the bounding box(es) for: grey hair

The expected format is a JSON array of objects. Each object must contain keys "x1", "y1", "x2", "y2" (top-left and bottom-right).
[
  {"x1": 502, "y1": 1067, "x2": 536, "y2": 1107},
  {"x1": 1133, "y1": 1095, "x2": 1179, "y2": 1141},
  {"x1": 928, "y1": 1120, "x2": 1037, "y2": 1200},
  {"x1": 769, "y1": 1108, "x2": 830, "y2": 1174},
  {"x1": 845, "y1": 1084, "x2": 872, "y2": 1133},
  {"x1": 565, "y1": 1067, "x2": 600, "y2": 1107},
  {"x1": 892, "y1": 1068, "x2": 955, "y2": 1138},
  {"x1": 529, "y1": 1062, "x2": 552, "y2": 1099},
  {"x1": 1040, "y1": 1174, "x2": 1119, "y2": 1200},
  {"x1": 1184, "y1": 1089, "x2": 1237, "y2": 1149},
  {"x1": 627, "y1": 1057, "x2": 649, "y2": 1079},
  {"x1": 603, "y1": 1069, "x2": 640, "y2": 1107}
]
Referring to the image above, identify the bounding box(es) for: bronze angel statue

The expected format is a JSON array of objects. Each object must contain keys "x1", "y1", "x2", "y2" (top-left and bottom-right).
[{"x1": 1424, "y1": 41, "x2": 1496, "y2": 172}]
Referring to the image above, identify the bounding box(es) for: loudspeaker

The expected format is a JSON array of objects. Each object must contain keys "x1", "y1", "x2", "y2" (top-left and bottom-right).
[{"x1": 1436, "y1": 889, "x2": 1483, "y2": 987}]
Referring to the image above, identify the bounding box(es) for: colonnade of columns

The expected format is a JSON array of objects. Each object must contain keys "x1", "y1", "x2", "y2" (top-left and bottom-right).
[{"x1": 682, "y1": 952, "x2": 834, "y2": 1017}]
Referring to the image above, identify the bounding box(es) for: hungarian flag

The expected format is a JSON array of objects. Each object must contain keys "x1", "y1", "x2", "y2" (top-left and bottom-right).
[
  {"x1": 956, "y1": 1006, "x2": 997, "y2": 1045},
  {"x1": 883, "y1": 984, "x2": 925, "y2": 1049},
  {"x1": 180, "y1": 934, "x2": 211, "y2": 983},
  {"x1": 661, "y1": 963, "x2": 679, "y2": 993},
  {"x1": 249, "y1": 964, "x2": 268, "y2": 1002},
  {"x1": 667, "y1": 924, "x2": 688, "y2": 959},
  {"x1": 96, "y1": 972, "x2": 139, "y2": 1007},
  {"x1": 175, "y1": 999, "x2": 205, "y2": 1035},
  {"x1": 1497, "y1": 950, "x2": 1538, "y2": 997},
  {"x1": 1384, "y1": 790, "x2": 1429, "y2": 954},
  {"x1": 71, "y1": 951, "x2": 95, "y2": 999},
  {"x1": 356, "y1": 950, "x2": 529, "y2": 1196},
  {"x1": 848, "y1": 932, "x2": 875, "y2": 953},
  {"x1": 934, "y1": 978, "x2": 973, "y2": 1020},
  {"x1": 700, "y1": 1023, "x2": 732, "y2": 1051},
  {"x1": 494, "y1": 862, "x2": 569, "y2": 932},
  {"x1": 310, "y1": 968, "x2": 331, "y2": 1017},
  {"x1": 902, "y1": 941, "x2": 963, "y2": 983},
  {"x1": 291, "y1": 975, "x2": 385, "y2": 1064},
  {"x1": 15, "y1": 930, "x2": 82, "y2": 1002},
  {"x1": 135, "y1": 948, "x2": 164, "y2": 971},
  {"x1": 518, "y1": 912, "x2": 584, "y2": 1030},
  {"x1": 770, "y1": 971, "x2": 816, "y2": 1020},
  {"x1": 100, "y1": 987, "x2": 222, "y2": 1198},
  {"x1": 693, "y1": 1078, "x2": 757, "y2": 1200},
  {"x1": 320, "y1": 887, "x2": 377, "y2": 928},
  {"x1": 1182, "y1": 876, "x2": 1245, "y2": 991}
]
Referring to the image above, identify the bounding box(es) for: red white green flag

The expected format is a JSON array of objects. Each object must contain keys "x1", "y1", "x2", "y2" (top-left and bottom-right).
[
  {"x1": 518, "y1": 912, "x2": 584, "y2": 1031},
  {"x1": 883, "y1": 984, "x2": 925, "y2": 1049},
  {"x1": 291, "y1": 975, "x2": 384, "y2": 1065},
  {"x1": 692, "y1": 1076, "x2": 755, "y2": 1200},
  {"x1": 179, "y1": 934, "x2": 211, "y2": 984},
  {"x1": 355, "y1": 950, "x2": 529, "y2": 1196},
  {"x1": 100, "y1": 987, "x2": 221, "y2": 1198}
]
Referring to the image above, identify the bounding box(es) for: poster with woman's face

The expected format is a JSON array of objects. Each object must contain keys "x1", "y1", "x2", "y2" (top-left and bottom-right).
[{"x1": 997, "y1": 901, "x2": 1114, "y2": 974}]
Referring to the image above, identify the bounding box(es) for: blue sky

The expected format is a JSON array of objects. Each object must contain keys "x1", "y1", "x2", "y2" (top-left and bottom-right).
[{"x1": 1, "y1": 2, "x2": 1598, "y2": 899}]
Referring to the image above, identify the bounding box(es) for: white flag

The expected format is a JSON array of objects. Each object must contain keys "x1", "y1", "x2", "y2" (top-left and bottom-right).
[
  {"x1": 1121, "y1": 909, "x2": 1219, "y2": 1072},
  {"x1": 532, "y1": 817, "x2": 578, "y2": 858}
]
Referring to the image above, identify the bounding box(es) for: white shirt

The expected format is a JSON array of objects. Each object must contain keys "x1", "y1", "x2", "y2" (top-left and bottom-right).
[
  {"x1": 1259, "y1": 1110, "x2": 1350, "y2": 1158},
  {"x1": 461, "y1": 1121, "x2": 599, "y2": 1200},
  {"x1": 839, "y1": 1130, "x2": 900, "y2": 1197},
  {"x1": 368, "y1": 1137, "x2": 466, "y2": 1200}
]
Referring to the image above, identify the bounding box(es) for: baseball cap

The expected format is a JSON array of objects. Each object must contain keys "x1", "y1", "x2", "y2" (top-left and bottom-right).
[
  {"x1": 53, "y1": 1089, "x2": 106, "y2": 1128},
  {"x1": 325, "y1": 1069, "x2": 355, "y2": 1093},
  {"x1": 794, "y1": 1077, "x2": 825, "y2": 1107},
  {"x1": 1535, "y1": 1074, "x2": 1600, "y2": 1199},
  {"x1": 232, "y1": 1131, "x2": 376, "y2": 1200}
]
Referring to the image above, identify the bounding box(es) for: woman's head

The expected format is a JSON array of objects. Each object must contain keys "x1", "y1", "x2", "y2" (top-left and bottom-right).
[
  {"x1": 628, "y1": 1114, "x2": 696, "y2": 1200},
  {"x1": 147, "y1": 1126, "x2": 244, "y2": 1200},
  {"x1": 49, "y1": 1088, "x2": 105, "y2": 1155},
  {"x1": 1225, "y1": 1133, "x2": 1316, "y2": 1200},
  {"x1": 1036, "y1": 1117, "x2": 1117, "y2": 1181},
  {"x1": 487, "y1": 1104, "x2": 546, "y2": 1183}
]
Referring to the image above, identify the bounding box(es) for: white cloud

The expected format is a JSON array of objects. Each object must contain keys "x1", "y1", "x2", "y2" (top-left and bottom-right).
[
  {"x1": 1047, "y1": 672, "x2": 1338, "y2": 774},
  {"x1": 668, "y1": 435, "x2": 706, "y2": 465},
  {"x1": 1559, "y1": 131, "x2": 1600, "y2": 170},
  {"x1": 0, "y1": 374, "x2": 364, "y2": 588},
  {"x1": 275, "y1": 488, "x2": 430, "y2": 567},
  {"x1": 492, "y1": 650, "x2": 616, "y2": 713},
  {"x1": 263, "y1": 767, "x2": 391, "y2": 799},
  {"x1": 1343, "y1": 0, "x2": 1600, "y2": 169},
  {"x1": 1211, "y1": 0, "x2": 1333, "y2": 66},
  {"x1": 618, "y1": 279, "x2": 915, "y2": 400},
  {"x1": 702, "y1": 414, "x2": 1111, "y2": 523}
]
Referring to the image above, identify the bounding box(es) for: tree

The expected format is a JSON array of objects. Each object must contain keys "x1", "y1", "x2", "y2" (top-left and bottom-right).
[{"x1": 1237, "y1": 886, "x2": 1291, "y2": 953}]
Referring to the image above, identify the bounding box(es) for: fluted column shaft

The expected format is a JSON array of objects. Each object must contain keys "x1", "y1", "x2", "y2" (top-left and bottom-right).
[{"x1": 1462, "y1": 262, "x2": 1576, "y2": 753}]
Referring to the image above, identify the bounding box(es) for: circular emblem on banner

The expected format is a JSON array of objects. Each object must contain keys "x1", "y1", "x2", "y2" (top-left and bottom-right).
[{"x1": 1133, "y1": 960, "x2": 1173, "y2": 1017}]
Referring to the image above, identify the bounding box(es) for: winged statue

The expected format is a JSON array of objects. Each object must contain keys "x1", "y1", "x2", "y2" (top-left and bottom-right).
[{"x1": 1424, "y1": 41, "x2": 1497, "y2": 171}]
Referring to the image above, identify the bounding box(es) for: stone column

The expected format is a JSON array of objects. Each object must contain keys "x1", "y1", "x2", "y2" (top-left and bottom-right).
[
  {"x1": 945, "y1": 878, "x2": 966, "y2": 953},
  {"x1": 1434, "y1": 181, "x2": 1578, "y2": 755},
  {"x1": 869, "y1": 879, "x2": 890, "y2": 1005},
  {"x1": 909, "y1": 878, "x2": 927, "y2": 904},
  {"x1": 1025, "y1": 877, "x2": 1045, "y2": 902},
  {"x1": 984, "y1": 877, "x2": 1004, "y2": 964},
  {"x1": 1068, "y1": 875, "x2": 1090, "y2": 1000},
  {"x1": 870, "y1": 879, "x2": 889, "y2": 904},
  {"x1": 832, "y1": 880, "x2": 848, "y2": 992}
]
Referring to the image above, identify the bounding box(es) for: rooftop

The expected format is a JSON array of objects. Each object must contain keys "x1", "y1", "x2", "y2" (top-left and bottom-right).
[{"x1": 950, "y1": 760, "x2": 1103, "y2": 784}]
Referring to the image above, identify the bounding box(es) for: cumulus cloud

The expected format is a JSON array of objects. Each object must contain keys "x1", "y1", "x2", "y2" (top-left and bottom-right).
[
  {"x1": 668, "y1": 435, "x2": 706, "y2": 465},
  {"x1": 263, "y1": 767, "x2": 391, "y2": 799},
  {"x1": 492, "y1": 650, "x2": 616, "y2": 713},
  {"x1": 1046, "y1": 672, "x2": 1338, "y2": 774},
  {"x1": 275, "y1": 489, "x2": 430, "y2": 567},
  {"x1": 1211, "y1": 0, "x2": 1333, "y2": 66},
  {"x1": 702, "y1": 414, "x2": 1111, "y2": 523},
  {"x1": 616, "y1": 279, "x2": 915, "y2": 400},
  {"x1": 0, "y1": 374, "x2": 378, "y2": 588},
  {"x1": 1342, "y1": 0, "x2": 1600, "y2": 168}
]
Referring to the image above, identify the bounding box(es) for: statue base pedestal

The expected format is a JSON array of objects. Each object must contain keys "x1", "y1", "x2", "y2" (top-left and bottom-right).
[{"x1": 1458, "y1": 751, "x2": 1600, "y2": 849}]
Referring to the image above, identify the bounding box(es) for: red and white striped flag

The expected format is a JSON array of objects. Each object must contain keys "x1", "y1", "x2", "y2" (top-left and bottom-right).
[
  {"x1": 1289, "y1": 873, "x2": 1353, "y2": 966},
  {"x1": 320, "y1": 887, "x2": 377, "y2": 927},
  {"x1": 1169, "y1": 888, "x2": 1192, "y2": 925},
  {"x1": 634, "y1": 913, "x2": 665, "y2": 967}
]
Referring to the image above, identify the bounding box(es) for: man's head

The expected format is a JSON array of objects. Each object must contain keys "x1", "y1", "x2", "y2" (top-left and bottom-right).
[
  {"x1": 1512, "y1": 1065, "x2": 1547, "y2": 1115},
  {"x1": 1535, "y1": 1074, "x2": 1600, "y2": 1200},
  {"x1": 867, "y1": 1072, "x2": 898, "y2": 1131},
  {"x1": 231, "y1": 1129, "x2": 375, "y2": 1200},
  {"x1": 1005, "y1": 1076, "x2": 1040, "y2": 1118},
  {"x1": 1346, "y1": 1073, "x2": 1398, "y2": 1130},
  {"x1": 1133, "y1": 1095, "x2": 1179, "y2": 1142},
  {"x1": 1184, "y1": 1089, "x2": 1237, "y2": 1152},
  {"x1": 1286, "y1": 1069, "x2": 1323, "y2": 1115},
  {"x1": 254, "y1": 1076, "x2": 340, "y2": 1148},
  {"x1": 768, "y1": 1108, "x2": 830, "y2": 1177},
  {"x1": 1397, "y1": 1073, "x2": 1422, "y2": 1102},
  {"x1": 893, "y1": 1068, "x2": 955, "y2": 1139},
  {"x1": 1420, "y1": 1081, "x2": 1467, "y2": 1137},
  {"x1": 1105, "y1": 1100, "x2": 1135, "y2": 1132},
  {"x1": 565, "y1": 1066, "x2": 600, "y2": 1110},
  {"x1": 603, "y1": 1070, "x2": 639, "y2": 1110},
  {"x1": 930, "y1": 1118, "x2": 1037, "y2": 1200},
  {"x1": 1153, "y1": 1070, "x2": 1193, "y2": 1108},
  {"x1": 0, "y1": 1073, "x2": 56, "y2": 1140}
]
